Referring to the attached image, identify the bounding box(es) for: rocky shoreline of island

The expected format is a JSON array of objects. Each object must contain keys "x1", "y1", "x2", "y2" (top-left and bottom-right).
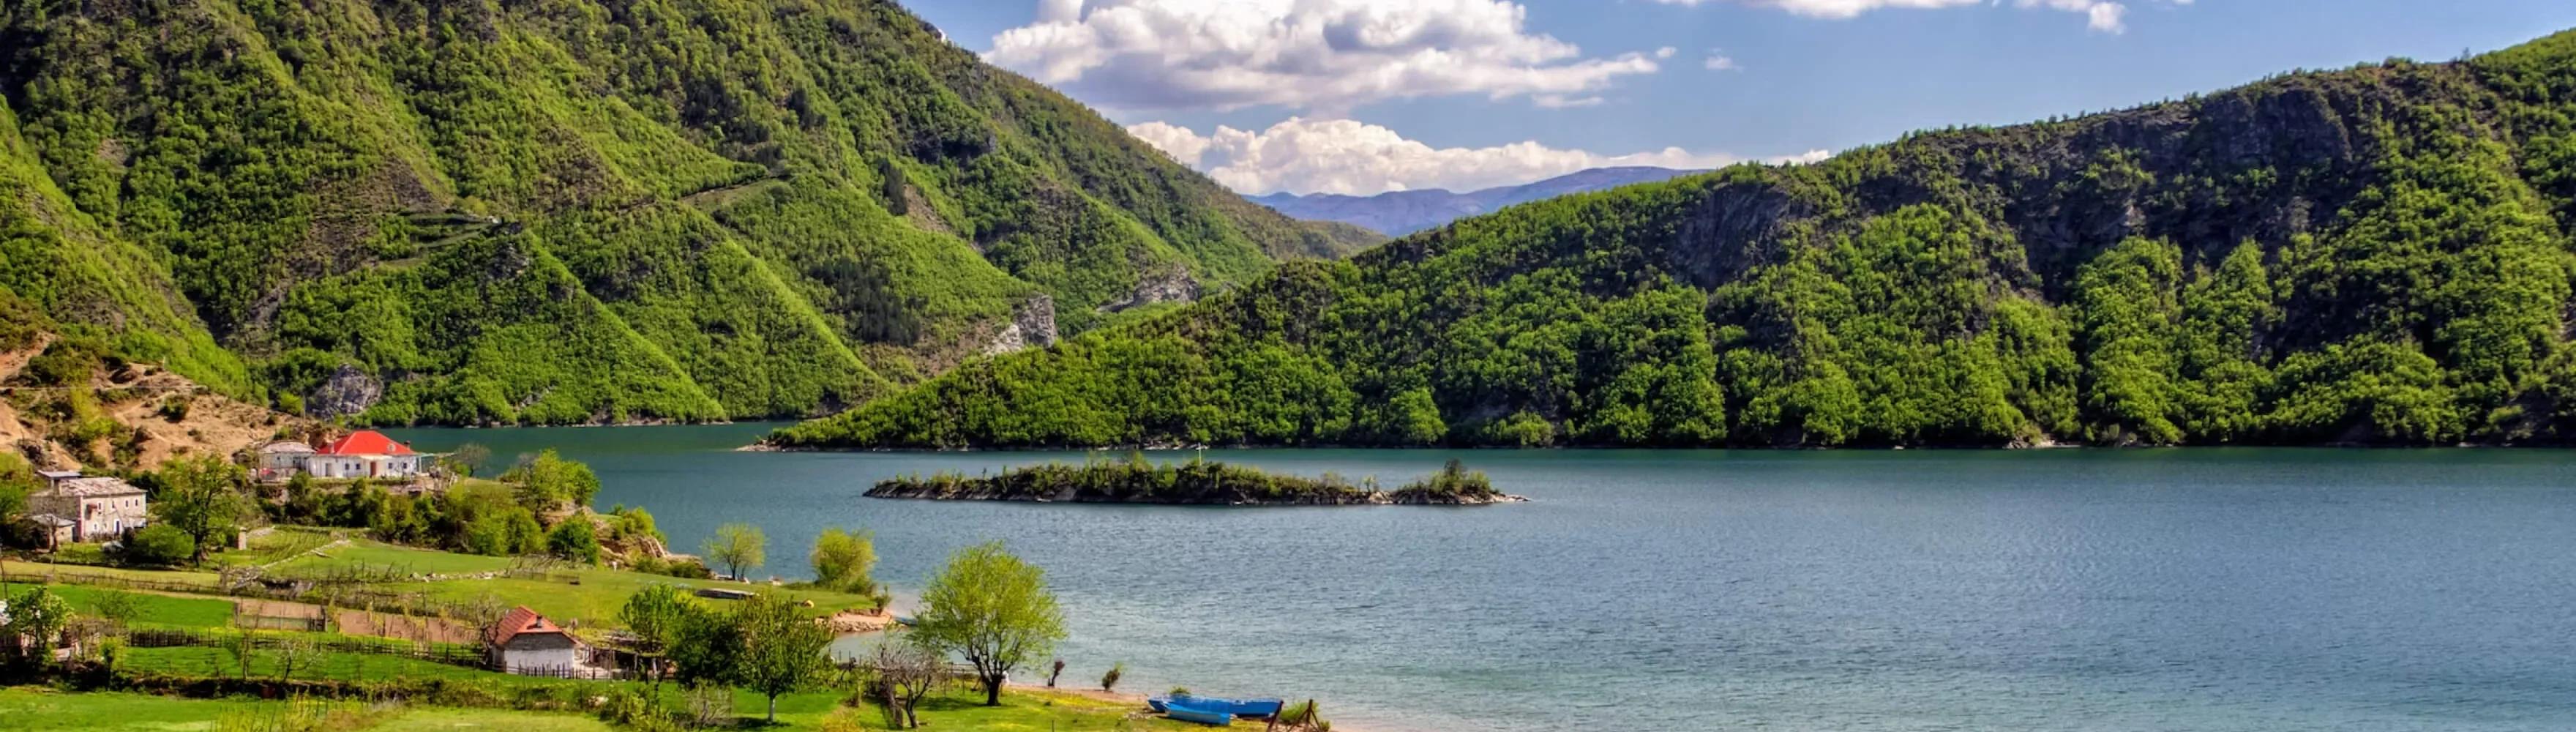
[{"x1": 866, "y1": 458, "x2": 1526, "y2": 506}]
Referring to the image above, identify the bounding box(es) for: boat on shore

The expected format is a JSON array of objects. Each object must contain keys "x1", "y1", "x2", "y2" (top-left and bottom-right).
[{"x1": 1150, "y1": 695, "x2": 1286, "y2": 718}]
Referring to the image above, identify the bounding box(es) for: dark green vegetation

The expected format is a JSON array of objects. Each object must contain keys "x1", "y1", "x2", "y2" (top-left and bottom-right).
[
  {"x1": 779, "y1": 31, "x2": 2576, "y2": 448},
  {"x1": 0, "y1": 0, "x2": 1373, "y2": 426},
  {"x1": 869, "y1": 455, "x2": 1517, "y2": 505}
]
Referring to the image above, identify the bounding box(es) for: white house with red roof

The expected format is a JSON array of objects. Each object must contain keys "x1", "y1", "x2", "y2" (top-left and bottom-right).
[
  {"x1": 486, "y1": 605, "x2": 582, "y2": 674},
  {"x1": 258, "y1": 430, "x2": 433, "y2": 481}
]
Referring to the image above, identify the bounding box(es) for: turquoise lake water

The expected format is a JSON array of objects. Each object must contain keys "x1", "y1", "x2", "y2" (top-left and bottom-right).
[{"x1": 388, "y1": 424, "x2": 2576, "y2": 732}]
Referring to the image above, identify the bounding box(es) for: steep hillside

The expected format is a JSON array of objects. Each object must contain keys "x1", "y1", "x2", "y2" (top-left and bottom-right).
[
  {"x1": 775, "y1": 30, "x2": 2576, "y2": 449},
  {"x1": 1253, "y1": 167, "x2": 1699, "y2": 236},
  {"x1": 0, "y1": 0, "x2": 1368, "y2": 425},
  {"x1": 0, "y1": 293, "x2": 310, "y2": 472}
]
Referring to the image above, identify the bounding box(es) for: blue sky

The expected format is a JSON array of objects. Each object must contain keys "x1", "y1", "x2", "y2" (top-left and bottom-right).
[{"x1": 902, "y1": 1, "x2": 2576, "y2": 195}]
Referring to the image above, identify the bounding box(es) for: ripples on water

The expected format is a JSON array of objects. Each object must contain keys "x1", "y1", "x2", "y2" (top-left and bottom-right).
[{"x1": 391, "y1": 425, "x2": 2576, "y2": 732}]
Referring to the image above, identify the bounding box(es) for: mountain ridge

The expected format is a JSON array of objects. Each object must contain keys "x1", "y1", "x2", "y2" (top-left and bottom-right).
[
  {"x1": 0, "y1": 0, "x2": 1379, "y2": 426},
  {"x1": 773, "y1": 29, "x2": 2576, "y2": 449},
  {"x1": 1251, "y1": 166, "x2": 1701, "y2": 236}
]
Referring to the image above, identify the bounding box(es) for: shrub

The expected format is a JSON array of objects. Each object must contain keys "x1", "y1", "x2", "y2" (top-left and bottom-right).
[
  {"x1": 1101, "y1": 662, "x2": 1123, "y2": 692},
  {"x1": 127, "y1": 524, "x2": 195, "y2": 565},
  {"x1": 547, "y1": 519, "x2": 602, "y2": 564}
]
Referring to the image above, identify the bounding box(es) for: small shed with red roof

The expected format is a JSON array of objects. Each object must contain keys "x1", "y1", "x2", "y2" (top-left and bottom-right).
[{"x1": 486, "y1": 605, "x2": 580, "y2": 673}]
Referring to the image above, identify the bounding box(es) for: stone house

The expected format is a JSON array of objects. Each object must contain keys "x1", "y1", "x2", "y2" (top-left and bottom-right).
[{"x1": 26, "y1": 471, "x2": 148, "y2": 543}]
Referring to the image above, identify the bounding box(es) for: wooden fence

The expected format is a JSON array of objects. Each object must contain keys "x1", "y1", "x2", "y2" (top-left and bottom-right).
[{"x1": 119, "y1": 628, "x2": 490, "y2": 670}]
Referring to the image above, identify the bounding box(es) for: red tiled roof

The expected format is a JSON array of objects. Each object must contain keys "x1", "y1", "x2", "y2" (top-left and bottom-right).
[
  {"x1": 487, "y1": 606, "x2": 567, "y2": 646},
  {"x1": 318, "y1": 430, "x2": 415, "y2": 456}
]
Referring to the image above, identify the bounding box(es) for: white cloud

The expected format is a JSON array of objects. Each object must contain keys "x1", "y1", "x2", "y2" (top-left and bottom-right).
[
  {"x1": 1648, "y1": 0, "x2": 2184, "y2": 33},
  {"x1": 1131, "y1": 117, "x2": 1828, "y2": 195},
  {"x1": 1705, "y1": 54, "x2": 1739, "y2": 71},
  {"x1": 985, "y1": 0, "x2": 1668, "y2": 113}
]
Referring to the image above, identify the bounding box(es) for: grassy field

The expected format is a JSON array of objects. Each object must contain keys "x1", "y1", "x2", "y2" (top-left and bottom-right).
[
  {"x1": 1, "y1": 581, "x2": 234, "y2": 627},
  {"x1": 385, "y1": 564, "x2": 877, "y2": 629},
  {"x1": 271, "y1": 539, "x2": 520, "y2": 577},
  {"x1": 0, "y1": 687, "x2": 613, "y2": 731},
  {"x1": 0, "y1": 559, "x2": 222, "y2": 589}
]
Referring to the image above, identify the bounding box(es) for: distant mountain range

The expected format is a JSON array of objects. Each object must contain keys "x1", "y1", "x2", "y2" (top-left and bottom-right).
[{"x1": 1250, "y1": 167, "x2": 1701, "y2": 236}]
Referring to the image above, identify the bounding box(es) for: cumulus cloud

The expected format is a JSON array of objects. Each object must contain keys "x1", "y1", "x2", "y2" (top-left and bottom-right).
[
  {"x1": 1648, "y1": 0, "x2": 2186, "y2": 33},
  {"x1": 1705, "y1": 54, "x2": 1740, "y2": 71},
  {"x1": 985, "y1": 0, "x2": 1668, "y2": 112},
  {"x1": 1131, "y1": 117, "x2": 1828, "y2": 195}
]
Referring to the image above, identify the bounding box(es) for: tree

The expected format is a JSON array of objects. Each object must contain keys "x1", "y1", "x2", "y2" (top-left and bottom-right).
[
  {"x1": 809, "y1": 527, "x2": 877, "y2": 593},
  {"x1": 504, "y1": 509, "x2": 545, "y2": 555},
  {"x1": 547, "y1": 519, "x2": 602, "y2": 564},
  {"x1": 443, "y1": 443, "x2": 492, "y2": 477},
  {"x1": 872, "y1": 635, "x2": 946, "y2": 729},
  {"x1": 913, "y1": 542, "x2": 1067, "y2": 706},
  {"x1": 3, "y1": 586, "x2": 71, "y2": 669},
  {"x1": 703, "y1": 523, "x2": 765, "y2": 581},
  {"x1": 618, "y1": 584, "x2": 693, "y2": 693},
  {"x1": 91, "y1": 590, "x2": 141, "y2": 630},
  {"x1": 505, "y1": 449, "x2": 599, "y2": 510},
  {"x1": 274, "y1": 636, "x2": 317, "y2": 684},
  {"x1": 733, "y1": 593, "x2": 833, "y2": 723},
  {"x1": 218, "y1": 630, "x2": 256, "y2": 681},
  {"x1": 150, "y1": 455, "x2": 252, "y2": 563}
]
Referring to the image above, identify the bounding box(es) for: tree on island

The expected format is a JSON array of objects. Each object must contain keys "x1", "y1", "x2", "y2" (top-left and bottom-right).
[
  {"x1": 810, "y1": 527, "x2": 877, "y2": 594},
  {"x1": 704, "y1": 523, "x2": 767, "y2": 581},
  {"x1": 913, "y1": 541, "x2": 1066, "y2": 706},
  {"x1": 148, "y1": 455, "x2": 252, "y2": 564}
]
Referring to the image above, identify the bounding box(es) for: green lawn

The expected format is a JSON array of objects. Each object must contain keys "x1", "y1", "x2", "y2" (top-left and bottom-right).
[
  {"x1": 119, "y1": 645, "x2": 571, "y2": 687},
  {"x1": 0, "y1": 559, "x2": 222, "y2": 589},
  {"x1": 0, "y1": 687, "x2": 613, "y2": 731},
  {"x1": 368, "y1": 708, "x2": 614, "y2": 732},
  {"x1": 1, "y1": 582, "x2": 235, "y2": 627},
  {"x1": 271, "y1": 539, "x2": 519, "y2": 577},
  {"x1": 387, "y1": 564, "x2": 876, "y2": 630}
]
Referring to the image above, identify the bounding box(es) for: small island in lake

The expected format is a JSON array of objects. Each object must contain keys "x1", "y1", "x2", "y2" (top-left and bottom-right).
[{"x1": 869, "y1": 456, "x2": 1527, "y2": 506}]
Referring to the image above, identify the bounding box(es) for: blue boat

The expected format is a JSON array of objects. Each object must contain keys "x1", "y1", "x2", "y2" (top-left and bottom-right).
[
  {"x1": 1153, "y1": 695, "x2": 1283, "y2": 719},
  {"x1": 1162, "y1": 700, "x2": 1234, "y2": 726}
]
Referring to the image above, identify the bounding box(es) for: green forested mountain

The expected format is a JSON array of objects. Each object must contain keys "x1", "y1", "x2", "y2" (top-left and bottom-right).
[
  {"x1": 776, "y1": 30, "x2": 2576, "y2": 449},
  {"x1": 0, "y1": 0, "x2": 1371, "y2": 425}
]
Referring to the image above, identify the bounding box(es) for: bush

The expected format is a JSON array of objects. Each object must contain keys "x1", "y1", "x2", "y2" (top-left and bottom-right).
[
  {"x1": 127, "y1": 524, "x2": 195, "y2": 565},
  {"x1": 547, "y1": 519, "x2": 602, "y2": 564},
  {"x1": 1101, "y1": 662, "x2": 1123, "y2": 692}
]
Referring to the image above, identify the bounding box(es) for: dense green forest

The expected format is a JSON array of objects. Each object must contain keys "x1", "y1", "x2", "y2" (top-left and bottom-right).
[
  {"x1": 775, "y1": 29, "x2": 2576, "y2": 449},
  {"x1": 0, "y1": 0, "x2": 1372, "y2": 425}
]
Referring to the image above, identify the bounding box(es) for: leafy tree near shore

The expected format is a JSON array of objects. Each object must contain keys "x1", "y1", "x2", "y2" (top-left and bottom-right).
[
  {"x1": 506, "y1": 449, "x2": 601, "y2": 511},
  {"x1": 704, "y1": 523, "x2": 768, "y2": 581},
  {"x1": 809, "y1": 527, "x2": 877, "y2": 594},
  {"x1": 915, "y1": 541, "x2": 1066, "y2": 706},
  {"x1": 147, "y1": 455, "x2": 252, "y2": 564}
]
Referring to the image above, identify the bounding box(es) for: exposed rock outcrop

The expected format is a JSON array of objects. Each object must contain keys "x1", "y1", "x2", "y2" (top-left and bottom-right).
[{"x1": 307, "y1": 364, "x2": 383, "y2": 419}]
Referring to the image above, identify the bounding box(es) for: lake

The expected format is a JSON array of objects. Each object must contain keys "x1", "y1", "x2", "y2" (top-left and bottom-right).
[{"x1": 387, "y1": 424, "x2": 2576, "y2": 732}]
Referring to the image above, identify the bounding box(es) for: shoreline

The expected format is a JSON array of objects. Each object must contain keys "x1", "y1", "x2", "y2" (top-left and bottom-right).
[{"x1": 1006, "y1": 682, "x2": 1387, "y2": 732}]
